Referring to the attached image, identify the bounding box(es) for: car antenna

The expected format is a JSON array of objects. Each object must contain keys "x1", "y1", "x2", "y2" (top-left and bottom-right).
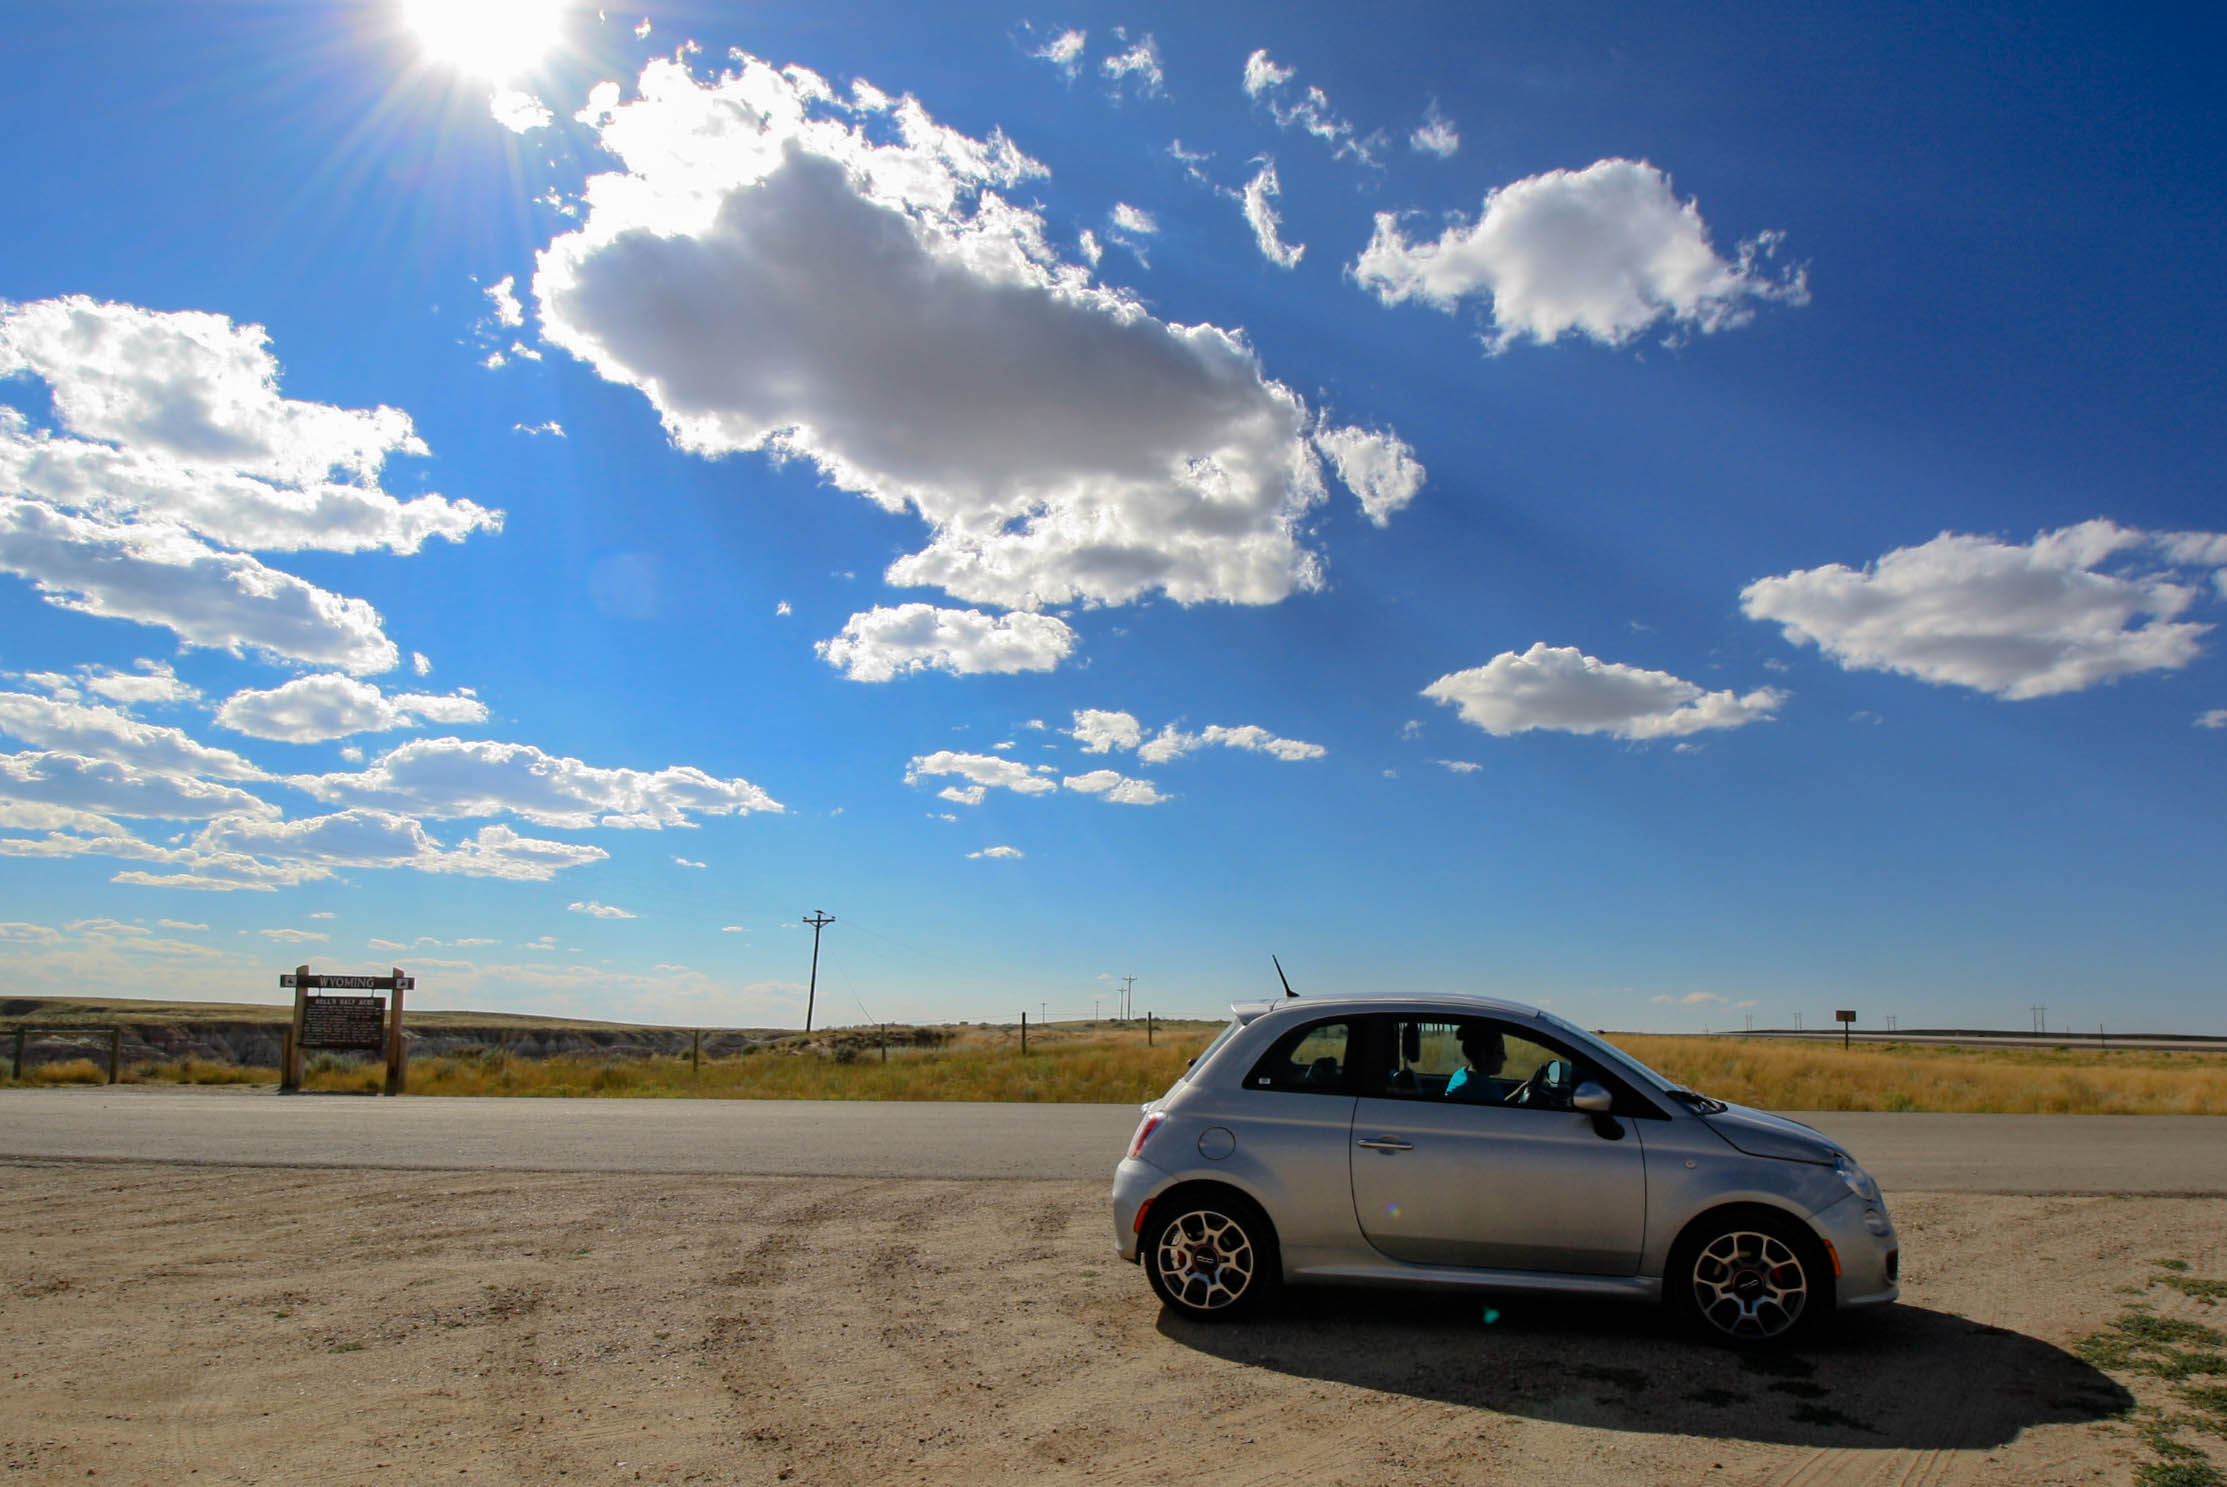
[{"x1": 1272, "y1": 954, "x2": 1298, "y2": 998}]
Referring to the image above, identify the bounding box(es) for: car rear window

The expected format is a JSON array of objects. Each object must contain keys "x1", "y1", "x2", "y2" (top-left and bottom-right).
[{"x1": 1243, "y1": 1019, "x2": 1354, "y2": 1094}]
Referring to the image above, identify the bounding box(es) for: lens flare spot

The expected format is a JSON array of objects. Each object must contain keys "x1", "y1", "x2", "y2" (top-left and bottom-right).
[
  {"x1": 1383, "y1": 1202, "x2": 1401, "y2": 1219},
  {"x1": 1482, "y1": 1307, "x2": 1502, "y2": 1325}
]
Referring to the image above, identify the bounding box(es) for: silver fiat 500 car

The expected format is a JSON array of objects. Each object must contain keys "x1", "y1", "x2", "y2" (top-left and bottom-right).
[{"x1": 1112, "y1": 994, "x2": 1898, "y2": 1344}]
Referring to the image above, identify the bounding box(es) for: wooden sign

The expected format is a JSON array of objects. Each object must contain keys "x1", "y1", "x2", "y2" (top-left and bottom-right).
[
  {"x1": 281, "y1": 972, "x2": 414, "y2": 991},
  {"x1": 280, "y1": 964, "x2": 411, "y2": 1095},
  {"x1": 1835, "y1": 1010, "x2": 1856, "y2": 1023},
  {"x1": 302, "y1": 995, "x2": 387, "y2": 1050}
]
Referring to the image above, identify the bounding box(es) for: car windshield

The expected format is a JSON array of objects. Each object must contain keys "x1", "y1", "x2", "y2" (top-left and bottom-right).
[{"x1": 1532, "y1": 1009, "x2": 1688, "y2": 1098}]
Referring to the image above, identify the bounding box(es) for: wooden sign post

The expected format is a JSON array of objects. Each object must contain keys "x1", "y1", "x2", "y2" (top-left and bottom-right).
[
  {"x1": 279, "y1": 966, "x2": 415, "y2": 1095},
  {"x1": 1836, "y1": 1009, "x2": 1857, "y2": 1051}
]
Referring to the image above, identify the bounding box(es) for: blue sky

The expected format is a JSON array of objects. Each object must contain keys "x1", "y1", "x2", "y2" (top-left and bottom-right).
[{"x1": 2, "y1": 1, "x2": 2222, "y2": 1033}]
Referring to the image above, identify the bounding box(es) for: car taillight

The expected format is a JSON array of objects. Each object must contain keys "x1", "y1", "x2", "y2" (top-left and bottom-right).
[{"x1": 1126, "y1": 1112, "x2": 1165, "y2": 1160}]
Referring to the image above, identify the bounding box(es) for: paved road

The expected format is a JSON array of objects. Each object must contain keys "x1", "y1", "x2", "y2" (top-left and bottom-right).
[{"x1": 2, "y1": 1088, "x2": 2223, "y2": 1194}]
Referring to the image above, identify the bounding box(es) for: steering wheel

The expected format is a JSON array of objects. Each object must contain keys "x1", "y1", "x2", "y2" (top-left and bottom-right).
[{"x1": 1506, "y1": 1068, "x2": 1547, "y2": 1107}]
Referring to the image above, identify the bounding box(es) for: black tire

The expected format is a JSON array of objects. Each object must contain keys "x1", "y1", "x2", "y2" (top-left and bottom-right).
[
  {"x1": 1142, "y1": 1191, "x2": 1280, "y2": 1322},
  {"x1": 1670, "y1": 1211, "x2": 1830, "y2": 1347}
]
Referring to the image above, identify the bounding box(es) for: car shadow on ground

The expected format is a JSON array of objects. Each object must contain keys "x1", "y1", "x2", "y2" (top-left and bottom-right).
[{"x1": 1158, "y1": 1288, "x2": 2131, "y2": 1449}]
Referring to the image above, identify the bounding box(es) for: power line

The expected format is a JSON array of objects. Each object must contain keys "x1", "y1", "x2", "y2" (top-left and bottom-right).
[
  {"x1": 1121, "y1": 975, "x2": 1137, "y2": 1020},
  {"x1": 801, "y1": 910, "x2": 835, "y2": 1033}
]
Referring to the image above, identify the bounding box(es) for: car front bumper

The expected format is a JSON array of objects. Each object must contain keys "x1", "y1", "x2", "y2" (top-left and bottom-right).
[{"x1": 1812, "y1": 1191, "x2": 1900, "y2": 1309}]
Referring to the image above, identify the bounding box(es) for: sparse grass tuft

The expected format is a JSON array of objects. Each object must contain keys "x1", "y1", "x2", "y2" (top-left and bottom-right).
[{"x1": 2083, "y1": 1272, "x2": 2227, "y2": 1483}]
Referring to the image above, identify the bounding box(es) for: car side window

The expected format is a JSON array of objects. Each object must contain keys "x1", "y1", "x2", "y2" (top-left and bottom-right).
[
  {"x1": 1243, "y1": 1019, "x2": 1354, "y2": 1094},
  {"x1": 1376, "y1": 1016, "x2": 1589, "y2": 1112}
]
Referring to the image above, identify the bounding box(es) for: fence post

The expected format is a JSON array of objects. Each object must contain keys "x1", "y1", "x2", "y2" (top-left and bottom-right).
[
  {"x1": 10, "y1": 1026, "x2": 22, "y2": 1080},
  {"x1": 692, "y1": 1028, "x2": 702, "y2": 1076},
  {"x1": 880, "y1": 1023, "x2": 887, "y2": 1064},
  {"x1": 283, "y1": 964, "x2": 309, "y2": 1092},
  {"x1": 108, "y1": 1027, "x2": 122, "y2": 1084},
  {"x1": 1020, "y1": 1012, "x2": 1027, "y2": 1056},
  {"x1": 1147, "y1": 1012, "x2": 1154, "y2": 1046}
]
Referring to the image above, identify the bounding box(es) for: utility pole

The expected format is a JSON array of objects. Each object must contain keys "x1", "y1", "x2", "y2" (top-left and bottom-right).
[
  {"x1": 1121, "y1": 975, "x2": 1137, "y2": 1020},
  {"x1": 2031, "y1": 1004, "x2": 2047, "y2": 1035},
  {"x1": 801, "y1": 910, "x2": 835, "y2": 1033}
]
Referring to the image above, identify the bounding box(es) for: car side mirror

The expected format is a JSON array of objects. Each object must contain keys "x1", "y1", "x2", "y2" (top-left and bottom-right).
[{"x1": 1572, "y1": 1082, "x2": 1613, "y2": 1114}]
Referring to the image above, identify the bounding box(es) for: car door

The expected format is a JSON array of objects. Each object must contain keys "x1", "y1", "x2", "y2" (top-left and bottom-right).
[{"x1": 1348, "y1": 1015, "x2": 1647, "y2": 1275}]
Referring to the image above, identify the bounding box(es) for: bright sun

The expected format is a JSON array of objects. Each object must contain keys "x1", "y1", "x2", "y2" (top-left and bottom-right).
[{"x1": 400, "y1": 0, "x2": 565, "y2": 81}]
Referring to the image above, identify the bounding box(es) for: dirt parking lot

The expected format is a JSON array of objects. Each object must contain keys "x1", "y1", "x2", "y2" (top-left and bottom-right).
[{"x1": 2, "y1": 1163, "x2": 2221, "y2": 1485}]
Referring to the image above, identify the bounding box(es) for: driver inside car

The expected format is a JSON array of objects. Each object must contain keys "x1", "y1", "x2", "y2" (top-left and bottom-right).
[{"x1": 1444, "y1": 1023, "x2": 1511, "y2": 1103}]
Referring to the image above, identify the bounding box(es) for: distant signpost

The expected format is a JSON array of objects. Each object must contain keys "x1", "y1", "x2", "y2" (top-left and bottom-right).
[
  {"x1": 280, "y1": 966, "x2": 413, "y2": 1095},
  {"x1": 1836, "y1": 1009, "x2": 1857, "y2": 1050}
]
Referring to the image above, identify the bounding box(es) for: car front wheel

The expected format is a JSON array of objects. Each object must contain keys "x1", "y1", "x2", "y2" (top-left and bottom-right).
[
  {"x1": 1143, "y1": 1193, "x2": 1279, "y2": 1321},
  {"x1": 1674, "y1": 1214, "x2": 1826, "y2": 1346}
]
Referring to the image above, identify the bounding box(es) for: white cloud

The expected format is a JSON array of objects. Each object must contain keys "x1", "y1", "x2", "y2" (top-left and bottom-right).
[
  {"x1": 533, "y1": 53, "x2": 1411, "y2": 611},
  {"x1": 1352, "y1": 158, "x2": 1808, "y2": 351},
  {"x1": 490, "y1": 89, "x2": 553, "y2": 134},
  {"x1": 1071, "y1": 709, "x2": 1144, "y2": 754},
  {"x1": 36, "y1": 661, "x2": 200, "y2": 709},
  {"x1": 1070, "y1": 707, "x2": 1324, "y2": 763},
  {"x1": 485, "y1": 276, "x2": 526, "y2": 328},
  {"x1": 1311, "y1": 425, "x2": 1424, "y2": 526},
  {"x1": 193, "y1": 810, "x2": 606, "y2": 882},
  {"x1": 1242, "y1": 52, "x2": 1380, "y2": 166},
  {"x1": 1423, "y1": 643, "x2": 1786, "y2": 740},
  {"x1": 1138, "y1": 722, "x2": 1325, "y2": 764},
  {"x1": 568, "y1": 900, "x2": 637, "y2": 918},
  {"x1": 411, "y1": 651, "x2": 432, "y2": 677},
  {"x1": 1740, "y1": 521, "x2": 2223, "y2": 700},
  {"x1": 1410, "y1": 103, "x2": 1460, "y2": 158},
  {"x1": 0, "y1": 751, "x2": 275, "y2": 821},
  {"x1": 1433, "y1": 759, "x2": 1483, "y2": 773},
  {"x1": 905, "y1": 750, "x2": 1058, "y2": 800},
  {"x1": 1101, "y1": 32, "x2": 1164, "y2": 97},
  {"x1": 1241, "y1": 50, "x2": 1294, "y2": 96},
  {"x1": 214, "y1": 673, "x2": 490, "y2": 742},
  {"x1": 0, "y1": 297, "x2": 425, "y2": 483},
  {"x1": 260, "y1": 927, "x2": 328, "y2": 943},
  {"x1": 673, "y1": 855, "x2": 706, "y2": 868},
  {"x1": 0, "y1": 432, "x2": 498, "y2": 554},
  {"x1": 1239, "y1": 160, "x2": 1304, "y2": 269},
  {"x1": 816, "y1": 604, "x2": 1077, "y2": 681},
  {"x1": 2200, "y1": 709, "x2": 2227, "y2": 729},
  {"x1": 1062, "y1": 769, "x2": 1167, "y2": 805},
  {"x1": 0, "y1": 692, "x2": 266, "y2": 779},
  {"x1": 719, "y1": 924, "x2": 746, "y2": 933},
  {"x1": 1032, "y1": 28, "x2": 1086, "y2": 77},
  {"x1": 294, "y1": 737, "x2": 783, "y2": 827},
  {"x1": 1077, "y1": 228, "x2": 1103, "y2": 266},
  {"x1": 1652, "y1": 991, "x2": 1724, "y2": 1006},
  {"x1": 1110, "y1": 202, "x2": 1157, "y2": 235},
  {"x1": 0, "y1": 500, "x2": 401, "y2": 673},
  {"x1": 968, "y1": 845, "x2": 1024, "y2": 859},
  {"x1": 159, "y1": 919, "x2": 207, "y2": 930}
]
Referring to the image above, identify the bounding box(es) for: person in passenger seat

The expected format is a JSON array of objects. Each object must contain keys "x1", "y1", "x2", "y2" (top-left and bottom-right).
[{"x1": 1445, "y1": 1024, "x2": 1509, "y2": 1102}]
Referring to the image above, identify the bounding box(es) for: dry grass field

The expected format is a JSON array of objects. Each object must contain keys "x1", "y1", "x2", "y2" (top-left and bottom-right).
[{"x1": 12, "y1": 1019, "x2": 2227, "y2": 1113}]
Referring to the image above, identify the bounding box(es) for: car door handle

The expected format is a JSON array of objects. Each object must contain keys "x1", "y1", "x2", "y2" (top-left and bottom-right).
[{"x1": 1356, "y1": 1136, "x2": 1413, "y2": 1152}]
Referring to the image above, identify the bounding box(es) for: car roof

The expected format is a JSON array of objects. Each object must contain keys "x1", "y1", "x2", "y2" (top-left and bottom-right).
[{"x1": 1228, "y1": 991, "x2": 1563, "y2": 1025}]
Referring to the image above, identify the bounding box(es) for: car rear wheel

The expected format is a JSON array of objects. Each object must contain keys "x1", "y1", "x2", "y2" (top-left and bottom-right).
[
  {"x1": 1143, "y1": 1193, "x2": 1279, "y2": 1321},
  {"x1": 1673, "y1": 1214, "x2": 1826, "y2": 1346}
]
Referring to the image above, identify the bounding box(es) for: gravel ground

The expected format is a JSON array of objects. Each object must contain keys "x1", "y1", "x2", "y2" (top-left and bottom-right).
[{"x1": 3, "y1": 1163, "x2": 2222, "y2": 1486}]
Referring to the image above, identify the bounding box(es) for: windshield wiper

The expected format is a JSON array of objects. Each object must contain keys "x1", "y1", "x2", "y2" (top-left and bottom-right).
[{"x1": 1666, "y1": 1087, "x2": 1728, "y2": 1114}]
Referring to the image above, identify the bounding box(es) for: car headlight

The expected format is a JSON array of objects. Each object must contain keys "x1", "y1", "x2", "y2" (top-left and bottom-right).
[{"x1": 1834, "y1": 1153, "x2": 1880, "y2": 1203}]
